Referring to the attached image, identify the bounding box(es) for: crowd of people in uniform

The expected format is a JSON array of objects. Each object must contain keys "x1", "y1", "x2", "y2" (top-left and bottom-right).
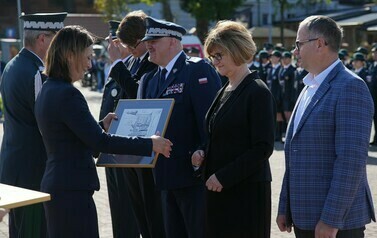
[{"x1": 0, "y1": 10, "x2": 376, "y2": 238}]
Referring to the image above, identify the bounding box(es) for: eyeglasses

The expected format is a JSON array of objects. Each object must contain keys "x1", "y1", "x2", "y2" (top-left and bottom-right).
[
  {"x1": 128, "y1": 40, "x2": 142, "y2": 50},
  {"x1": 208, "y1": 53, "x2": 223, "y2": 63},
  {"x1": 295, "y1": 38, "x2": 319, "y2": 51}
]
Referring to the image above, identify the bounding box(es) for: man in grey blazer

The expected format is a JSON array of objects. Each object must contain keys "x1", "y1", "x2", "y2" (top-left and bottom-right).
[{"x1": 277, "y1": 15, "x2": 375, "y2": 238}]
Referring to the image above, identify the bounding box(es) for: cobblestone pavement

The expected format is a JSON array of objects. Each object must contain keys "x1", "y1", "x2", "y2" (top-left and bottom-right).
[{"x1": 1, "y1": 84, "x2": 377, "y2": 237}]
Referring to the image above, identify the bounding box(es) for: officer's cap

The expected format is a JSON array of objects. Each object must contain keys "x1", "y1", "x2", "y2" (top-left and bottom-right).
[
  {"x1": 356, "y1": 46, "x2": 368, "y2": 55},
  {"x1": 371, "y1": 43, "x2": 377, "y2": 52},
  {"x1": 271, "y1": 50, "x2": 282, "y2": 58},
  {"x1": 263, "y1": 42, "x2": 274, "y2": 51},
  {"x1": 282, "y1": 51, "x2": 292, "y2": 58},
  {"x1": 258, "y1": 50, "x2": 270, "y2": 59},
  {"x1": 352, "y1": 52, "x2": 365, "y2": 61},
  {"x1": 20, "y1": 12, "x2": 67, "y2": 31},
  {"x1": 106, "y1": 20, "x2": 120, "y2": 40},
  {"x1": 142, "y1": 17, "x2": 186, "y2": 42},
  {"x1": 338, "y1": 52, "x2": 345, "y2": 60},
  {"x1": 339, "y1": 49, "x2": 349, "y2": 56}
]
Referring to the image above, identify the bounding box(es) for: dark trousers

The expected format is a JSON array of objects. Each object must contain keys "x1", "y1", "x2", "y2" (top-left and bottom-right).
[
  {"x1": 105, "y1": 167, "x2": 140, "y2": 238},
  {"x1": 294, "y1": 226, "x2": 365, "y2": 238},
  {"x1": 44, "y1": 190, "x2": 99, "y2": 238},
  {"x1": 9, "y1": 203, "x2": 46, "y2": 238},
  {"x1": 124, "y1": 168, "x2": 165, "y2": 238},
  {"x1": 160, "y1": 185, "x2": 205, "y2": 238}
]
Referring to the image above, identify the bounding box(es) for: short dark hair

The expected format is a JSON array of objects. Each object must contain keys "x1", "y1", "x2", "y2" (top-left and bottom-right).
[
  {"x1": 117, "y1": 10, "x2": 147, "y2": 47},
  {"x1": 300, "y1": 15, "x2": 343, "y2": 53},
  {"x1": 45, "y1": 25, "x2": 95, "y2": 83}
]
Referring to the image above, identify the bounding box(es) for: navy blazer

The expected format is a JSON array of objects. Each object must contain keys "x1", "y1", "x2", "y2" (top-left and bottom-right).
[
  {"x1": 278, "y1": 62, "x2": 376, "y2": 229},
  {"x1": 139, "y1": 52, "x2": 222, "y2": 190},
  {"x1": 35, "y1": 78, "x2": 153, "y2": 192},
  {"x1": 0, "y1": 48, "x2": 47, "y2": 190}
]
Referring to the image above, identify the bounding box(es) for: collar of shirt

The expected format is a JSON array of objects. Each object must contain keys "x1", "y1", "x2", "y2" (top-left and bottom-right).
[
  {"x1": 303, "y1": 59, "x2": 341, "y2": 89},
  {"x1": 354, "y1": 68, "x2": 362, "y2": 74},
  {"x1": 159, "y1": 50, "x2": 184, "y2": 79},
  {"x1": 139, "y1": 51, "x2": 148, "y2": 62},
  {"x1": 122, "y1": 55, "x2": 132, "y2": 63},
  {"x1": 272, "y1": 63, "x2": 280, "y2": 69}
]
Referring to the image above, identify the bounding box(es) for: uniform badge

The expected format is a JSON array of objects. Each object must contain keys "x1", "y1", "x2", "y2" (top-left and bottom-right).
[
  {"x1": 111, "y1": 88, "x2": 118, "y2": 97},
  {"x1": 163, "y1": 83, "x2": 184, "y2": 96}
]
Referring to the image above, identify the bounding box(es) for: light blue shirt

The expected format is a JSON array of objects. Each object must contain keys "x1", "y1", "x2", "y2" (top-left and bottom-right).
[{"x1": 293, "y1": 59, "x2": 341, "y2": 135}]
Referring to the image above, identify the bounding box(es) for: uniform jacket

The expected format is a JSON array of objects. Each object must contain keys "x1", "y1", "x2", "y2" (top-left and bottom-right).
[
  {"x1": 280, "y1": 64, "x2": 296, "y2": 107},
  {"x1": 204, "y1": 71, "x2": 276, "y2": 187},
  {"x1": 0, "y1": 48, "x2": 47, "y2": 189},
  {"x1": 278, "y1": 62, "x2": 376, "y2": 230},
  {"x1": 139, "y1": 52, "x2": 222, "y2": 190},
  {"x1": 99, "y1": 57, "x2": 132, "y2": 120},
  {"x1": 267, "y1": 64, "x2": 283, "y2": 110},
  {"x1": 110, "y1": 53, "x2": 157, "y2": 99},
  {"x1": 35, "y1": 78, "x2": 153, "y2": 192}
]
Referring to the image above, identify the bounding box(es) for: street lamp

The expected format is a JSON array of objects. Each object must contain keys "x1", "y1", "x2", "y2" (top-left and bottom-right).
[{"x1": 17, "y1": 0, "x2": 23, "y2": 47}]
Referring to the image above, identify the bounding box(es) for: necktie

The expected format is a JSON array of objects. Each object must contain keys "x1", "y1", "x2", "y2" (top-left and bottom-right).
[
  {"x1": 159, "y1": 68, "x2": 167, "y2": 91},
  {"x1": 130, "y1": 58, "x2": 140, "y2": 75}
]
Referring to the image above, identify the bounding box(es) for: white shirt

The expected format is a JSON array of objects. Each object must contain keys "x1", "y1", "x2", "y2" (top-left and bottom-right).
[
  {"x1": 160, "y1": 50, "x2": 184, "y2": 79},
  {"x1": 293, "y1": 59, "x2": 341, "y2": 135}
]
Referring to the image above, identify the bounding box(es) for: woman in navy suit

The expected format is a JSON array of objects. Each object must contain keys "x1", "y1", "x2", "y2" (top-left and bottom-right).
[
  {"x1": 35, "y1": 25, "x2": 172, "y2": 238},
  {"x1": 192, "y1": 21, "x2": 276, "y2": 237}
]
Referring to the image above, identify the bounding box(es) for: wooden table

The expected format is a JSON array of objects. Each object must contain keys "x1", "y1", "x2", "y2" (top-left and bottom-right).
[{"x1": 0, "y1": 183, "x2": 50, "y2": 209}]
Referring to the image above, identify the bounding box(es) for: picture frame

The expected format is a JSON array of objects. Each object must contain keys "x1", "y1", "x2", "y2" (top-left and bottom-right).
[{"x1": 96, "y1": 99, "x2": 174, "y2": 168}]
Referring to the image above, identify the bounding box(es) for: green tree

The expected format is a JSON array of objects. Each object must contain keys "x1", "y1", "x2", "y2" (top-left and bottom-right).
[
  {"x1": 275, "y1": 0, "x2": 332, "y2": 46},
  {"x1": 180, "y1": 0, "x2": 246, "y2": 43},
  {"x1": 94, "y1": 0, "x2": 174, "y2": 22}
]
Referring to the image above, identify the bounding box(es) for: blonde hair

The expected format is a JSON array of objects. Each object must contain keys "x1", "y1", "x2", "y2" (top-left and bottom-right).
[{"x1": 204, "y1": 20, "x2": 256, "y2": 65}]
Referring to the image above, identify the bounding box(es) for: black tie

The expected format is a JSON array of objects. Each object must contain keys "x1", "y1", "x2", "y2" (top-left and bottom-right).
[
  {"x1": 130, "y1": 58, "x2": 140, "y2": 75},
  {"x1": 159, "y1": 68, "x2": 167, "y2": 90}
]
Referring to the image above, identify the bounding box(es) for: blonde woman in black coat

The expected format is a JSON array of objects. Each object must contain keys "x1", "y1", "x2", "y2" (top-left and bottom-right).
[{"x1": 192, "y1": 21, "x2": 276, "y2": 238}]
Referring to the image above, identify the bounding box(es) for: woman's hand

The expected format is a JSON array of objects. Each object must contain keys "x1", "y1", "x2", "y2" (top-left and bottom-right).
[
  {"x1": 102, "y1": 113, "x2": 117, "y2": 132},
  {"x1": 191, "y1": 150, "x2": 205, "y2": 167},
  {"x1": 151, "y1": 135, "x2": 173, "y2": 158}
]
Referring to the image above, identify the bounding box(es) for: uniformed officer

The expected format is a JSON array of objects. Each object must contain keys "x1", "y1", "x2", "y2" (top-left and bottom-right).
[
  {"x1": 280, "y1": 51, "x2": 296, "y2": 128},
  {"x1": 258, "y1": 50, "x2": 271, "y2": 84},
  {"x1": 0, "y1": 12, "x2": 66, "y2": 238},
  {"x1": 267, "y1": 50, "x2": 284, "y2": 142},
  {"x1": 107, "y1": 11, "x2": 163, "y2": 238},
  {"x1": 369, "y1": 46, "x2": 377, "y2": 145},
  {"x1": 139, "y1": 16, "x2": 222, "y2": 238},
  {"x1": 99, "y1": 20, "x2": 141, "y2": 238}
]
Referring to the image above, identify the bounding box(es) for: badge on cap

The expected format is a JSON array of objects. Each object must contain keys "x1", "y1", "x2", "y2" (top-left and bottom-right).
[{"x1": 20, "y1": 12, "x2": 67, "y2": 31}]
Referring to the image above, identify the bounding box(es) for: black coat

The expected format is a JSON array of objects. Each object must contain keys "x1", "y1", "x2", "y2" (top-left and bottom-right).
[{"x1": 203, "y1": 71, "x2": 276, "y2": 235}]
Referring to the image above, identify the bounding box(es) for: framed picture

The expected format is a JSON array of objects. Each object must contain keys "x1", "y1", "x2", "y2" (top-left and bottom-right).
[{"x1": 96, "y1": 99, "x2": 174, "y2": 168}]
